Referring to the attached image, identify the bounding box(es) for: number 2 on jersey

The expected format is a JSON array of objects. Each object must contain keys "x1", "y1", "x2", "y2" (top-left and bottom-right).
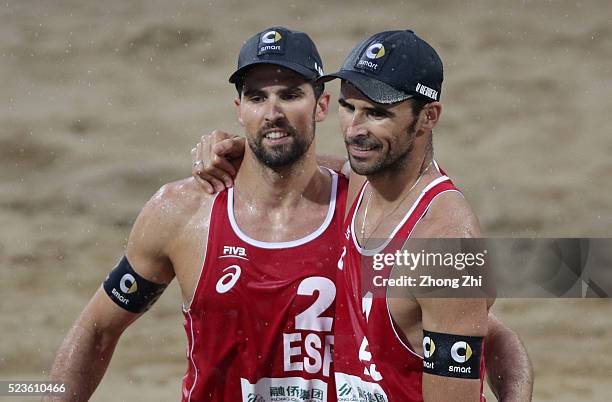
[{"x1": 295, "y1": 276, "x2": 335, "y2": 332}]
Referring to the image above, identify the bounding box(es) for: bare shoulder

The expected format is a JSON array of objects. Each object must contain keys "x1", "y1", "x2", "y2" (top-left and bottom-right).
[
  {"x1": 128, "y1": 177, "x2": 216, "y2": 261},
  {"x1": 148, "y1": 176, "x2": 215, "y2": 219},
  {"x1": 413, "y1": 190, "x2": 481, "y2": 238}
]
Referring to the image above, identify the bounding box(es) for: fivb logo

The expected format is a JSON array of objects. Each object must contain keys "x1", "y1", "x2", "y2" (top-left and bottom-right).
[
  {"x1": 223, "y1": 245, "x2": 247, "y2": 258},
  {"x1": 259, "y1": 30, "x2": 283, "y2": 54},
  {"x1": 356, "y1": 42, "x2": 388, "y2": 73}
]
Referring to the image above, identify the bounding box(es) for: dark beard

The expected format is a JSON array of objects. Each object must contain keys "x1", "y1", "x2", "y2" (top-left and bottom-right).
[
  {"x1": 347, "y1": 119, "x2": 418, "y2": 176},
  {"x1": 248, "y1": 118, "x2": 314, "y2": 168}
]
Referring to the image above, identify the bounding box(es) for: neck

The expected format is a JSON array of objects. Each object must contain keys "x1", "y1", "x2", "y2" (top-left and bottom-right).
[
  {"x1": 367, "y1": 148, "x2": 435, "y2": 205},
  {"x1": 233, "y1": 146, "x2": 328, "y2": 209}
]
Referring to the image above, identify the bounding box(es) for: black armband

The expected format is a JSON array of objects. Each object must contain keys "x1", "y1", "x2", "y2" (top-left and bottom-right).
[
  {"x1": 102, "y1": 256, "x2": 167, "y2": 314},
  {"x1": 422, "y1": 330, "x2": 483, "y2": 379}
]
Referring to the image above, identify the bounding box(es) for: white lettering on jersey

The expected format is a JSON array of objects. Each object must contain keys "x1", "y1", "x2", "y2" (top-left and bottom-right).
[
  {"x1": 362, "y1": 291, "x2": 373, "y2": 321},
  {"x1": 222, "y1": 245, "x2": 247, "y2": 258},
  {"x1": 283, "y1": 333, "x2": 334, "y2": 377},
  {"x1": 337, "y1": 246, "x2": 347, "y2": 270},
  {"x1": 283, "y1": 276, "x2": 336, "y2": 377},
  {"x1": 358, "y1": 292, "x2": 383, "y2": 381},
  {"x1": 295, "y1": 277, "x2": 335, "y2": 332}
]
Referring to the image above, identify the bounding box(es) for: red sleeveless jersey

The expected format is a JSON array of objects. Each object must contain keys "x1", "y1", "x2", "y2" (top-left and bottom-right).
[
  {"x1": 182, "y1": 170, "x2": 347, "y2": 402},
  {"x1": 334, "y1": 169, "x2": 486, "y2": 402}
]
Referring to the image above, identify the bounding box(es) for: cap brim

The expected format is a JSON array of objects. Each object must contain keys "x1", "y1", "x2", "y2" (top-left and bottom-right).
[
  {"x1": 318, "y1": 70, "x2": 412, "y2": 104},
  {"x1": 229, "y1": 60, "x2": 319, "y2": 84}
]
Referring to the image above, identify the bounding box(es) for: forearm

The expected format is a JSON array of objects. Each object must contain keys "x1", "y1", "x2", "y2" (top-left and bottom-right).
[
  {"x1": 485, "y1": 318, "x2": 533, "y2": 402},
  {"x1": 45, "y1": 318, "x2": 120, "y2": 401}
]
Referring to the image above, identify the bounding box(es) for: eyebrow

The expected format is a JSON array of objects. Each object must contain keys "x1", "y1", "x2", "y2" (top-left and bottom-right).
[
  {"x1": 338, "y1": 97, "x2": 395, "y2": 117},
  {"x1": 243, "y1": 84, "x2": 306, "y2": 98},
  {"x1": 280, "y1": 85, "x2": 306, "y2": 96},
  {"x1": 366, "y1": 105, "x2": 394, "y2": 118},
  {"x1": 243, "y1": 88, "x2": 266, "y2": 98}
]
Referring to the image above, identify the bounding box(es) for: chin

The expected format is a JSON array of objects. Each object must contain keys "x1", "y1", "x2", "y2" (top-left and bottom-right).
[{"x1": 348, "y1": 160, "x2": 375, "y2": 176}]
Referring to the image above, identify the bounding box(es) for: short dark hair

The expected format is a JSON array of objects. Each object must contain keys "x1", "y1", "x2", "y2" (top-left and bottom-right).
[
  {"x1": 235, "y1": 80, "x2": 325, "y2": 100},
  {"x1": 410, "y1": 97, "x2": 430, "y2": 116}
]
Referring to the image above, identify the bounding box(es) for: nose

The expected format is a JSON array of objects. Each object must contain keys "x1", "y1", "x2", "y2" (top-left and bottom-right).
[
  {"x1": 263, "y1": 96, "x2": 285, "y2": 123},
  {"x1": 345, "y1": 112, "x2": 367, "y2": 139}
]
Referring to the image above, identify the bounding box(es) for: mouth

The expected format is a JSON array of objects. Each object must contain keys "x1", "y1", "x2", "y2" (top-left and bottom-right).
[
  {"x1": 263, "y1": 130, "x2": 290, "y2": 140},
  {"x1": 348, "y1": 143, "x2": 380, "y2": 159},
  {"x1": 262, "y1": 130, "x2": 292, "y2": 145}
]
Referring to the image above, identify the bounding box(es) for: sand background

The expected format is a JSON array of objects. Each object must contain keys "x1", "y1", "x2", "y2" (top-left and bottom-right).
[{"x1": 1, "y1": 0, "x2": 611, "y2": 400}]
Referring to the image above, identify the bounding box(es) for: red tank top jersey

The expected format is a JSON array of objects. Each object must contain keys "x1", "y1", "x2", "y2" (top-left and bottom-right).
[
  {"x1": 334, "y1": 168, "x2": 486, "y2": 402},
  {"x1": 182, "y1": 169, "x2": 348, "y2": 402}
]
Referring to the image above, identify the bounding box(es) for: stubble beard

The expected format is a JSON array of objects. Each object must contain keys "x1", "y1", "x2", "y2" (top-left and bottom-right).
[
  {"x1": 348, "y1": 120, "x2": 418, "y2": 176},
  {"x1": 248, "y1": 116, "x2": 316, "y2": 169}
]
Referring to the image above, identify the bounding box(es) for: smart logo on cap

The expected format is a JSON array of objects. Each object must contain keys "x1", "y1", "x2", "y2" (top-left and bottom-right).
[
  {"x1": 365, "y1": 43, "x2": 385, "y2": 59},
  {"x1": 356, "y1": 41, "x2": 389, "y2": 73},
  {"x1": 261, "y1": 30, "x2": 282, "y2": 44},
  {"x1": 258, "y1": 30, "x2": 284, "y2": 55}
]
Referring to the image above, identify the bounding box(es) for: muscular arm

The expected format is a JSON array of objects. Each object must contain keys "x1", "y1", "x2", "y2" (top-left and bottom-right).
[
  {"x1": 419, "y1": 298, "x2": 488, "y2": 402},
  {"x1": 45, "y1": 185, "x2": 180, "y2": 401},
  {"x1": 414, "y1": 192, "x2": 490, "y2": 402},
  {"x1": 45, "y1": 290, "x2": 140, "y2": 401},
  {"x1": 485, "y1": 313, "x2": 533, "y2": 402}
]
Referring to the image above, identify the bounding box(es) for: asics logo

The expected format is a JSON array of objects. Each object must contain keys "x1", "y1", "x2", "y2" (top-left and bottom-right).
[{"x1": 216, "y1": 265, "x2": 242, "y2": 294}]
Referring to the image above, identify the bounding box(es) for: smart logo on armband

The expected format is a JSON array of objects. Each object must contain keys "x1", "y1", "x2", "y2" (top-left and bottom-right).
[
  {"x1": 423, "y1": 336, "x2": 436, "y2": 358},
  {"x1": 103, "y1": 256, "x2": 168, "y2": 314},
  {"x1": 451, "y1": 341, "x2": 473, "y2": 364},
  {"x1": 111, "y1": 273, "x2": 138, "y2": 306},
  {"x1": 120, "y1": 274, "x2": 138, "y2": 294},
  {"x1": 422, "y1": 330, "x2": 483, "y2": 379}
]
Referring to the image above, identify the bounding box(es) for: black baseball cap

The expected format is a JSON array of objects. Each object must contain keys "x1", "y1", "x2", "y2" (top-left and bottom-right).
[
  {"x1": 228, "y1": 27, "x2": 324, "y2": 85},
  {"x1": 319, "y1": 30, "x2": 443, "y2": 104}
]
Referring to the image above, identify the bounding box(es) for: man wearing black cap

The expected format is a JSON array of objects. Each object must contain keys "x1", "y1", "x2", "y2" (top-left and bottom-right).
[
  {"x1": 320, "y1": 30, "x2": 517, "y2": 401},
  {"x1": 46, "y1": 27, "x2": 346, "y2": 402},
  {"x1": 194, "y1": 29, "x2": 532, "y2": 401}
]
